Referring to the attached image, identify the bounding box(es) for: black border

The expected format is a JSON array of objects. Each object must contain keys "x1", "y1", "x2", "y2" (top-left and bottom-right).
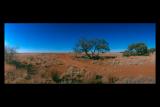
[{"x1": 1, "y1": 15, "x2": 159, "y2": 97}]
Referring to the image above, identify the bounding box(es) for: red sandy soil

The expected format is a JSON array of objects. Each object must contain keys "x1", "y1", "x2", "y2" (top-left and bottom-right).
[{"x1": 5, "y1": 52, "x2": 155, "y2": 84}]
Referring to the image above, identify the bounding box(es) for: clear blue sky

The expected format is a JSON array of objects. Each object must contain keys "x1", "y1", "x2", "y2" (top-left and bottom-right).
[{"x1": 5, "y1": 23, "x2": 155, "y2": 53}]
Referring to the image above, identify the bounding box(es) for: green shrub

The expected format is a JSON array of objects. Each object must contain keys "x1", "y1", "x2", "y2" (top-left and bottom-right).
[
  {"x1": 95, "y1": 75, "x2": 102, "y2": 80},
  {"x1": 95, "y1": 75, "x2": 103, "y2": 84},
  {"x1": 123, "y1": 43, "x2": 149, "y2": 56},
  {"x1": 26, "y1": 64, "x2": 37, "y2": 75},
  {"x1": 52, "y1": 72, "x2": 61, "y2": 83},
  {"x1": 9, "y1": 60, "x2": 26, "y2": 69}
]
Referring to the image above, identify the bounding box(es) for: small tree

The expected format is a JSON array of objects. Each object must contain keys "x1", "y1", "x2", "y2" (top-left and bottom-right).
[
  {"x1": 5, "y1": 46, "x2": 17, "y2": 63},
  {"x1": 90, "y1": 39, "x2": 110, "y2": 58},
  {"x1": 123, "y1": 43, "x2": 149, "y2": 56},
  {"x1": 73, "y1": 38, "x2": 110, "y2": 59},
  {"x1": 78, "y1": 38, "x2": 93, "y2": 58}
]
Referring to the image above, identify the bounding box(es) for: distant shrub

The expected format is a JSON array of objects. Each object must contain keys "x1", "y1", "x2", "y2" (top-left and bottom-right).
[{"x1": 123, "y1": 43, "x2": 149, "y2": 56}]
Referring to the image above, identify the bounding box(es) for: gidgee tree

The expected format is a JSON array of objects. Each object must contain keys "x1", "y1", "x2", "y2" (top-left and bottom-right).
[{"x1": 73, "y1": 38, "x2": 110, "y2": 59}]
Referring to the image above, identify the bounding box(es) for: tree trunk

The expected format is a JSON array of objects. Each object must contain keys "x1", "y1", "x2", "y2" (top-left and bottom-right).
[
  {"x1": 97, "y1": 50, "x2": 100, "y2": 56},
  {"x1": 91, "y1": 52, "x2": 94, "y2": 57},
  {"x1": 91, "y1": 48, "x2": 96, "y2": 57},
  {"x1": 85, "y1": 50, "x2": 91, "y2": 59}
]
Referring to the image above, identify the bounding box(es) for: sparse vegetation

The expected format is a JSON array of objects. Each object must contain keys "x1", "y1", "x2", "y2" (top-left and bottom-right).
[
  {"x1": 5, "y1": 52, "x2": 155, "y2": 84},
  {"x1": 5, "y1": 50, "x2": 37, "y2": 80},
  {"x1": 4, "y1": 23, "x2": 155, "y2": 84},
  {"x1": 60, "y1": 66, "x2": 85, "y2": 84},
  {"x1": 51, "y1": 66, "x2": 104, "y2": 84}
]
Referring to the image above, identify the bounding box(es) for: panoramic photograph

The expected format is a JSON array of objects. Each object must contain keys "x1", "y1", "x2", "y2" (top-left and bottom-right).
[{"x1": 4, "y1": 23, "x2": 156, "y2": 84}]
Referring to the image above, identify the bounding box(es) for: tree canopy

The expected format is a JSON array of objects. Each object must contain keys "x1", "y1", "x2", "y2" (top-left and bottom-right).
[
  {"x1": 123, "y1": 42, "x2": 150, "y2": 56},
  {"x1": 73, "y1": 38, "x2": 110, "y2": 59}
]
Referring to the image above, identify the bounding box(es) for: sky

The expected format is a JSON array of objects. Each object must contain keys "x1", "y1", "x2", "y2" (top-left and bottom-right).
[{"x1": 5, "y1": 23, "x2": 156, "y2": 53}]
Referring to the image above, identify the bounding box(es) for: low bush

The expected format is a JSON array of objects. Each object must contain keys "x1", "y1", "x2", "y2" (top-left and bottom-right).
[
  {"x1": 9, "y1": 60, "x2": 26, "y2": 69},
  {"x1": 123, "y1": 43, "x2": 150, "y2": 56},
  {"x1": 51, "y1": 66, "x2": 86, "y2": 84},
  {"x1": 60, "y1": 66, "x2": 84, "y2": 84},
  {"x1": 26, "y1": 64, "x2": 37, "y2": 75},
  {"x1": 51, "y1": 72, "x2": 61, "y2": 83},
  {"x1": 94, "y1": 75, "x2": 103, "y2": 84}
]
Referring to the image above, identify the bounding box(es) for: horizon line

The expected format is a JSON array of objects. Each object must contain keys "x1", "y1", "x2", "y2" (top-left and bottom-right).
[{"x1": 16, "y1": 51, "x2": 124, "y2": 54}]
